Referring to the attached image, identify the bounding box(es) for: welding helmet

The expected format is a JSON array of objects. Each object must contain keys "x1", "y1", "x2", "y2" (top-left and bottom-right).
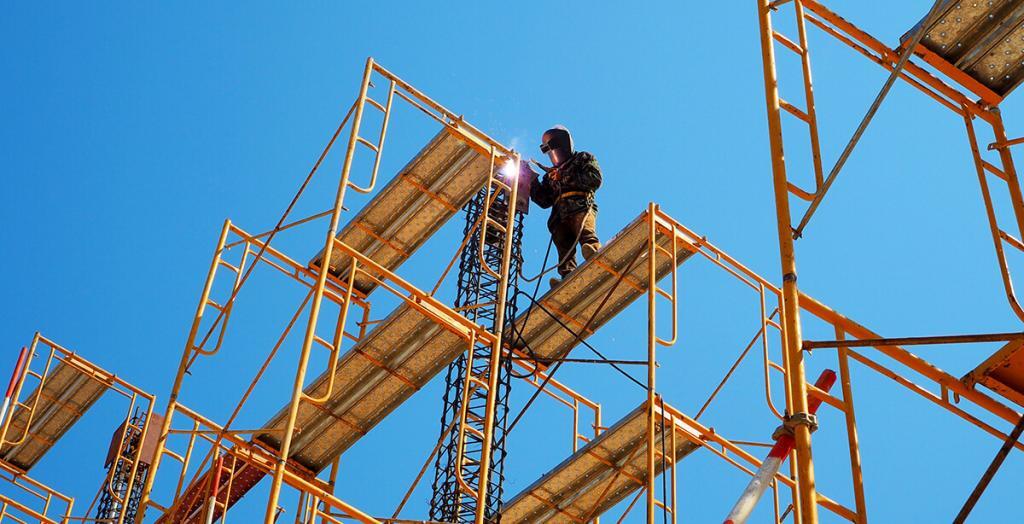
[{"x1": 540, "y1": 126, "x2": 574, "y2": 167}]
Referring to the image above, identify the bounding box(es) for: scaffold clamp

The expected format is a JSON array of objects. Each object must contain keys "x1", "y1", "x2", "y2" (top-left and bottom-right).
[{"x1": 772, "y1": 412, "x2": 818, "y2": 441}]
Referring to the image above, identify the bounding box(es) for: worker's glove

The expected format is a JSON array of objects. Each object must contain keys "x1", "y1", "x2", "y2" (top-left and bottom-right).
[{"x1": 520, "y1": 160, "x2": 540, "y2": 181}]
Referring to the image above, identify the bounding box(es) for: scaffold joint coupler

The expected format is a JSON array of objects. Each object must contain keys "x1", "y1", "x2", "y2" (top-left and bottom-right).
[{"x1": 772, "y1": 412, "x2": 819, "y2": 440}]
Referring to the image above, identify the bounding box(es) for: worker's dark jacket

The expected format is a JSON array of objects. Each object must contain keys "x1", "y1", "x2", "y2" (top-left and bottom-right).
[{"x1": 530, "y1": 151, "x2": 602, "y2": 231}]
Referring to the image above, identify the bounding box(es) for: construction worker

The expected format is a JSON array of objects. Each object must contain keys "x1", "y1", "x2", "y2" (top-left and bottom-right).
[{"x1": 529, "y1": 125, "x2": 602, "y2": 287}]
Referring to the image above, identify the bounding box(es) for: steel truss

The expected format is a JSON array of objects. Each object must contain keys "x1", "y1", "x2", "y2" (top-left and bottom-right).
[
  {"x1": 95, "y1": 409, "x2": 151, "y2": 523},
  {"x1": 430, "y1": 188, "x2": 525, "y2": 522}
]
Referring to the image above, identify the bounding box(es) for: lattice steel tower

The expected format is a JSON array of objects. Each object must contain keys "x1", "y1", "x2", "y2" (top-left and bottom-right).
[
  {"x1": 430, "y1": 186, "x2": 525, "y2": 523},
  {"x1": 95, "y1": 409, "x2": 150, "y2": 524}
]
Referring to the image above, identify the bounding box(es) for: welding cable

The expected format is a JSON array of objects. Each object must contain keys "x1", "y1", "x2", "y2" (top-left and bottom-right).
[
  {"x1": 509, "y1": 289, "x2": 647, "y2": 389},
  {"x1": 501, "y1": 245, "x2": 648, "y2": 441},
  {"x1": 508, "y1": 238, "x2": 554, "y2": 380},
  {"x1": 508, "y1": 234, "x2": 640, "y2": 385},
  {"x1": 510, "y1": 162, "x2": 596, "y2": 375}
]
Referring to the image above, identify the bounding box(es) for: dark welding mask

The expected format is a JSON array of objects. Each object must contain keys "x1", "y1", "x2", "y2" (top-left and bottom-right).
[{"x1": 540, "y1": 126, "x2": 574, "y2": 167}]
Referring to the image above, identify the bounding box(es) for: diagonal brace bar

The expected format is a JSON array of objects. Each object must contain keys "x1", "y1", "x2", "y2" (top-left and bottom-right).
[
  {"x1": 803, "y1": 332, "x2": 1024, "y2": 351},
  {"x1": 792, "y1": 0, "x2": 946, "y2": 239},
  {"x1": 953, "y1": 414, "x2": 1024, "y2": 524}
]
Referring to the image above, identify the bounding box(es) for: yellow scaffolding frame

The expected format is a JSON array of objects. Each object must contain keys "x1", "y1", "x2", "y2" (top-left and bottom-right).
[
  {"x1": 5, "y1": 3, "x2": 1024, "y2": 522},
  {"x1": 0, "y1": 333, "x2": 156, "y2": 524},
  {"x1": 755, "y1": 1, "x2": 1024, "y2": 520},
  {"x1": 0, "y1": 460, "x2": 74, "y2": 524},
  {"x1": 134, "y1": 57, "x2": 550, "y2": 524},
  {"x1": 635, "y1": 208, "x2": 1024, "y2": 523},
  {"x1": 71, "y1": 37, "x2": 1021, "y2": 522},
  {"x1": 137, "y1": 213, "x2": 604, "y2": 524}
]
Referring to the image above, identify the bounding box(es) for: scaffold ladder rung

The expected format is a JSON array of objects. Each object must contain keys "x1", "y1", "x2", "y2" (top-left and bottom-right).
[
  {"x1": 772, "y1": 30, "x2": 804, "y2": 55},
  {"x1": 355, "y1": 136, "x2": 379, "y2": 153},
  {"x1": 0, "y1": 360, "x2": 108, "y2": 472},
  {"x1": 311, "y1": 129, "x2": 494, "y2": 295},
  {"x1": 364, "y1": 97, "x2": 387, "y2": 112}
]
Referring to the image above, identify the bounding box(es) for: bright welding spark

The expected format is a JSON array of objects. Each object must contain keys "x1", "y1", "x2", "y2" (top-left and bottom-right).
[{"x1": 500, "y1": 158, "x2": 519, "y2": 181}]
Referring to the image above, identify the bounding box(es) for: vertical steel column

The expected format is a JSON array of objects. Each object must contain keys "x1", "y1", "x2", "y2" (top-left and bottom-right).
[
  {"x1": 793, "y1": 0, "x2": 824, "y2": 190},
  {"x1": 834, "y1": 329, "x2": 867, "y2": 523},
  {"x1": 137, "y1": 219, "x2": 232, "y2": 523},
  {"x1": 264, "y1": 57, "x2": 375, "y2": 523},
  {"x1": 755, "y1": 1, "x2": 818, "y2": 521},
  {"x1": 472, "y1": 154, "x2": 521, "y2": 524},
  {"x1": 96, "y1": 409, "x2": 152, "y2": 524},
  {"x1": 990, "y1": 109, "x2": 1024, "y2": 239},
  {"x1": 646, "y1": 203, "x2": 658, "y2": 523},
  {"x1": 430, "y1": 186, "x2": 524, "y2": 523}
]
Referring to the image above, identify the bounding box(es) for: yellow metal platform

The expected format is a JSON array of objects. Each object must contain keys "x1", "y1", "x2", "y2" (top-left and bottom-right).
[
  {"x1": 909, "y1": 0, "x2": 1024, "y2": 99},
  {"x1": 509, "y1": 212, "x2": 698, "y2": 364},
  {"x1": 963, "y1": 338, "x2": 1024, "y2": 407},
  {"x1": 0, "y1": 361, "x2": 107, "y2": 472},
  {"x1": 256, "y1": 299, "x2": 471, "y2": 473},
  {"x1": 500, "y1": 401, "x2": 700, "y2": 523},
  {"x1": 311, "y1": 129, "x2": 493, "y2": 294}
]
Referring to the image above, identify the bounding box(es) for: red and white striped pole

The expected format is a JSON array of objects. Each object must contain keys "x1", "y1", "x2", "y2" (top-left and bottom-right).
[
  {"x1": 0, "y1": 348, "x2": 29, "y2": 429},
  {"x1": 724, "y1": 369, "x2": 837, "y2": 524},
  {"x1": 205, "y1": 455, "x2": 225, "y2": 524}
]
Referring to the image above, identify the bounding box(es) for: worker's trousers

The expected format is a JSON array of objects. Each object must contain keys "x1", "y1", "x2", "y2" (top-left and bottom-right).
[{"x1": 553, "y1": 210, "x2": 600, "y2": 277}]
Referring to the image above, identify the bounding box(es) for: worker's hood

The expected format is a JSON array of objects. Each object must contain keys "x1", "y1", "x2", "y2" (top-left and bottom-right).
[{"x1": 540, "y1": 125, "x2": 574, "y2": 167}]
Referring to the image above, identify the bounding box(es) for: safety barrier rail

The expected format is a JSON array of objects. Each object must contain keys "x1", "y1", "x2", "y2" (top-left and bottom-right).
[{"x1": 0, "y1": 460, "x2": 74, "y2": 524}]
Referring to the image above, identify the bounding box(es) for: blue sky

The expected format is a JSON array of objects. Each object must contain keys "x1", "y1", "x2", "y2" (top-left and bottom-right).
[{"x1": 2, "y1": 1, "x2": 1023, "y2": 522}]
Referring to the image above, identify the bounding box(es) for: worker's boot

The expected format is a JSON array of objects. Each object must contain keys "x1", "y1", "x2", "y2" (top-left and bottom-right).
[
  {"x1": 549, "y1": 276, "x2": 562, "y2": 288},
  {"x1": 581, "y1": 242, "x2": 601, "y2": 261}
]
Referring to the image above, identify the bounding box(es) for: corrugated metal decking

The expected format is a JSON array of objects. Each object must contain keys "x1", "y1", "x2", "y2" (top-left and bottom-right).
[
  {"x1": 509, "y1": 212, "x2": 698, "y2": 363},
  {"x1": 963, "y1": 338, "x2": 1024, "y2": 407},
  {"x1": 909, "y1": 0, "x2": 1024, "y2": 97},
  {"x1": 500, "y1": 402, "x2": 701, "y2": 524},
  {"x1": 256, "y1": 300, "x2": 469, "y2": 472},
  {"x1": 165, "y1": 129, "x2": 496, "y2": 521},
  {"x1": 166, "y1": 297, "x2": 474, "y2": 522},
  {"x1": 0, "y1": 361, "x2": 107, "y2": 472},
  {"x1": 310, "y1": 128, "x2": 493, "y2": 294},
  {"x1": 168, "y1": 208, "x2": 697, "y2": 517}
]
